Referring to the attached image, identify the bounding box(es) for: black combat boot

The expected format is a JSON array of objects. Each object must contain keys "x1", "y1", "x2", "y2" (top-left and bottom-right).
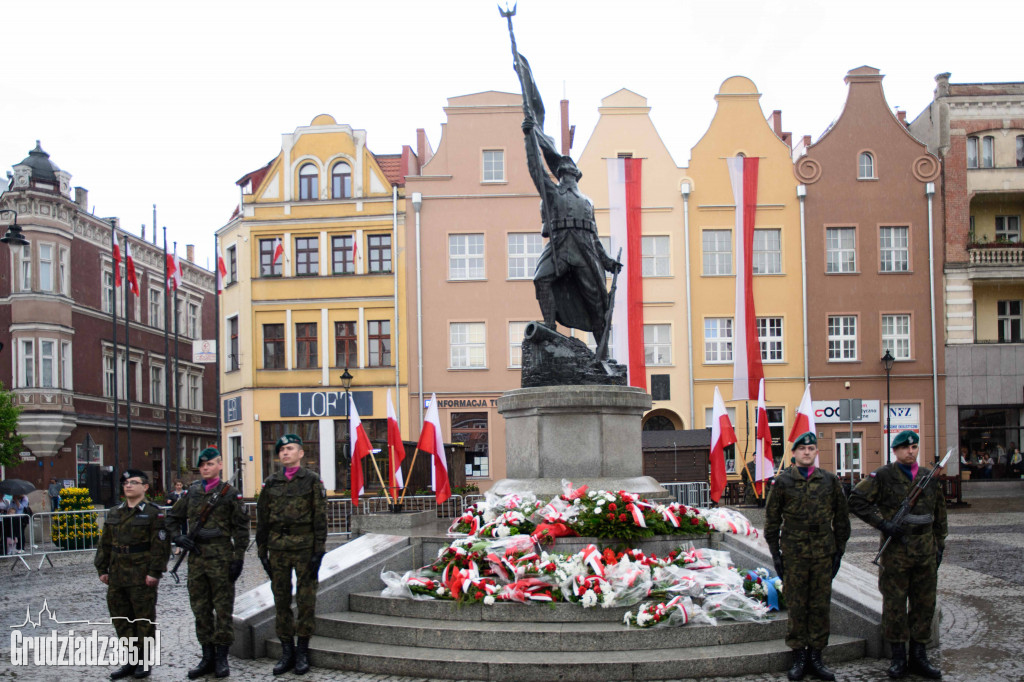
[
  {"x1": 187, "y1": 644, "x2": 215, "y2": 679},
  {"x1": 787, "y1": 647, "x2": 808, "y2": 681},
  {"x1": 807, "y1": 649, "x2": 836, "y2": 681},
  {"x1": 272, "y1": 638, "x2": 295, "y2": 676},
  {"x1": 132, "y1": 663, "x2": 151, "y2": 678},
  {"x1": 294, "y1": 637, "x2": 311, "y2": 675},
  {"x1": 214, "y1": 645, "x2": 230, "y2": 678},
  {"x1": 887, "y1": 642, "x2": 908, "y2": 678},
  {"x1": 109, "y1": 663, "x2": 135, "y2": 680},
  {"x1": 908, "y1": 641, "x2": 942, "y2": 679}
]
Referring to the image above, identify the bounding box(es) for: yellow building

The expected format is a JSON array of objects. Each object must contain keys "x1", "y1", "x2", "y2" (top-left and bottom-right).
[
  {"x1": 217, "y1": 114, "x2": 411, "y2": 496},
  {"x1": 684, "y1": 77, "x2": 806, "y2": 479}
]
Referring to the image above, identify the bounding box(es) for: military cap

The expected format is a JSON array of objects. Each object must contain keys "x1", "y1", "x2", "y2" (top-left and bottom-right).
[
  {"x1": 275, "y1": 433, "x2": 303, "y2": 454},
  {"x1": 197, "y1": 447, "x2": 220, "y2": 465},
  {"x1": 791, "y1": 431, "x2": 817, "y2": 450},
  {"x1": 891, "y1": 430, "x2": 920, "y2": 449},
  {"x1": 121, "y1": 469, "x2": 149, "y2": 484}
]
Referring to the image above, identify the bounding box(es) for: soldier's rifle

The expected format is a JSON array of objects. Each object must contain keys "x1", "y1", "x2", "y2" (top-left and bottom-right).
[
  {"x1": 595, "y1": 248, "x2": 623, "y2": 363},
  {"x1": 871, "y1": 447, "x2": 953, "y2": 566},
  {"x1": 169, "y1": 476, "x2": 235, "y2": 584}
]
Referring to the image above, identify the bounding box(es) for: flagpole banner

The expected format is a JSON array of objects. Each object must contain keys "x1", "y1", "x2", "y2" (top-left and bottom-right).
[
  {"x1": 417, "y1": 393, "x2": 451, "y2": 504},
  {"x1": 386, "y1": 388, "x2": 405, "y2": 499},
  {"x1": 710, "y1": 387, "x2": 737, "y2": 503},
  {"x1": 754, "y1": 378, "x2": 774, "y2": 483},
  {"x1": 606, "y1": 157, "x2": 646, "y2": 389},
  {"x1": 349, "y1": 394, "x2": 373, "y2": 506},
  {"x1": 728, "y1": 156, "x2": 764, "y2": 401}
]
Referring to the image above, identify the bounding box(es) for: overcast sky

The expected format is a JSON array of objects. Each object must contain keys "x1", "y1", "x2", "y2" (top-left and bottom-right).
[{"x1": 3, "y1": 0, "x2": 1018, "y2": 270}]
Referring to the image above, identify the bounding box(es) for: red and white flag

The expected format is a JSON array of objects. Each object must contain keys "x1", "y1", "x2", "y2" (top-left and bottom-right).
[
  {"x1": 728, "y1": 156, "x2": 764, "y2": 401},
  {"x1": 417, "y1": 393, "x2": 450, "y2": 504},
  {"x1": 710, "y1": 386, "x2": 736, "y2": 504},
  {"x1": 216, "y1": 246, "x2": 227, "y2": 293},
  {"x1": 348, "y1": 394, "x2": 373, "y2": 506},
  {"x1": 124, "y1": 242, "x2": 140, "y2": 296},
  {"x1": 272, "y1": 237, "x2": 284, "y2": 266},
  {"x1": 112, "y1": 241, "x2": 123, "y2": 287},
  {"x1": 754, "y1": 378, "x2": 774, "y2": 483},
  {"x1": 167, "y1": 251, "x2": 181, "y2": 291},
  {"x1": 606, "y1": 157, "x2": 645, "y2": 389},
  {"x1": 788, "y1": 384, "x2": 820, "y2": 466},
  {"x1": 386, "y1": 389, "x2": 405, "y2": 500}
]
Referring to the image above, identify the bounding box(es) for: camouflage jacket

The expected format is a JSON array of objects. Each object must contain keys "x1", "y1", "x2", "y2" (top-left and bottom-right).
[
  {"x1": 94, "y1": 501, "x2": 171, "y2": 586},
  {"x1": 166, "y1": 480, "x2": 249, "y2": 562},
  {"x1": 764, "y1": 465, "x2": 851, "y2": 559},
  {"x1": 255, "y1": 467, "x2": 327, "y2": 555},
  {"x1": 849, "y1": 462, "x2": 947, "y2": 557}
]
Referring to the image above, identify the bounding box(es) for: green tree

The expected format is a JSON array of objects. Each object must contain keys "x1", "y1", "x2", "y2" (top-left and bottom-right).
[{"x1": 0, "y1": 381, "x2": 24, "y2": 468}]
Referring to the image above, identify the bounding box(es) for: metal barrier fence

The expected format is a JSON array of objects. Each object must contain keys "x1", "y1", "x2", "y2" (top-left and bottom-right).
[{"x1": 662, "y1": 481, "x2": 711, "y2": 508}]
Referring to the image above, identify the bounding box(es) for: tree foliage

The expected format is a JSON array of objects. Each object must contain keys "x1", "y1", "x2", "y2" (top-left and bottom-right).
[{"x1": 0, "y1": 381, "x2": 25, "y2": 468}]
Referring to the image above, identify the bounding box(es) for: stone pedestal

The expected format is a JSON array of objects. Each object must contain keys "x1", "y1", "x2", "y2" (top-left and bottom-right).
[
  {"x1": 491, "y1": 385, "x2": 666, "y2": 498},
  {"x1": 351, "y1": 510, "x2": 437, "y2": 535}
]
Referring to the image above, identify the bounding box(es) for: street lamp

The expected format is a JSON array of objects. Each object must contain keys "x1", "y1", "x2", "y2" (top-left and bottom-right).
[
  {"x1": 0, "y1": 209, "x2": 29, "y2": 246},
  {"x1": 340, "y1": 367, "x2": 353, "y2": 491},
  {"x1": 881, "y1": 349, "x2": 895, "y2": 463}
]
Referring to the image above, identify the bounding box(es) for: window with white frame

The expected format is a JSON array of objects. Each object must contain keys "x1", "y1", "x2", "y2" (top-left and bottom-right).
[
  {"x1": 226, "y1": 245, "x2": 237, "y2": 284},
  {"x1": 187, "y1": 301, "x2": 199, "y2": 338},
  {"x1": 150, "y1": 365, "x2": 164, "y2": 405},
  {"x1": 825, "y1": 227, "x2": 856, "y2": 273},
  {"x1": 58, "y1": 246, "x2": 69, "y2": 294},
  {"x1": 967, "y1": 136, "x2": 979, "y2": 169},
  {"x1": 704, "y1": 318, "x2": 733, "y2": 363},
  {"x1": 827, "y1": 315, "x2": 857, "y2": 361},
  {"x1": 19, "y1": 339, "x2": 34, "y2": 388},
  {"x1": 752, "y1": 229, "x2": 781, "y2": 274},
  {"x1": 39, "y1": 244, "x2": 54, "y2": 292},
  {"x1": 227, "y1": 316, "x2": 239, "y2": 371},
  {"x1": 60, "y1": 341, "x2": 72, "y2": 390},
  {"x1": 879, "y1": 226, "x2": 909, "y2": 272},
  {"x1": 982, "y1": 136, "x2": 994, "y2": 168},
  {"x1": 177, "y1": 371, "x2": 186, "y2": 408},
  {"x1": 998, "y1": 300, "x2": 1023, "y2": 343},
  {"x1": 450, "y1": 322, "x2": 486, "y2": 368},
  {"x1": 39, "y1": 339, "x2": 56, "y2": 388},
  {"x1": 508, "y1": 321, "x2": 529, "y2": 368},
  {"x1": 858, "y1": 152, "x2": 875, "y2": 179},
  {"x1": 995, "y1": 216, "x2": 1021, "y2": 243},
  {"x1": 449, "y1": 234, "x2": 485, "y2": 280},
  {"x1": 507, "y1": 233, "x2": 543, "y2": 279},
  {"x1": 103, "y1": 351, "x2": 127, "y2": 399},
  {"x1": 882, "y1": 314, "x2": 911, "y2": 360},
  {"x1": 644, "y1": 324, "x2": 672, "y2": 365},
  {"x1": 188, "y1": 374, "x2": 201, "y2": 411},
  {"x1": 642, "y1": 236, "x2": 671, "y2": 277},
  {"x1": 102, "y1": 269, "x2": 125, "y2": 315},
  {"x1": 835, "y1": 432, "x2": 862, "y2": 477},
  {"x1": 149, "y1": 288, "x2": 163, "y2": 330},
  {"x1": 482, "y1": 150, "x2": 505, "y2": 182},
  {"x1": 757, "y1": 317, "x2": 783, "y2": 362},
  {"x1": 299, "y1": 163, "x2": 318, "y2": 200},
  {"x1": 702, "y1": 230, "x2": 732, "y2": 275},
  {"x1": 19, "y1": 244, "x2": 31, "y2": 291}
]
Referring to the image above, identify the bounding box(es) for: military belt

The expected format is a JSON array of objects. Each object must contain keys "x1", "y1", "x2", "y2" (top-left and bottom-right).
[
  {"x1": 784, "y1": 520, "x2": 830, "y2": 533},
  {"x1": 903, "y1": 513, "x2": 934, "y2": 526},
  {"x1": 273, "y1": 523, "x2": 313, "y2": 534},
  {"x1": 112, "y1": 543, "x2": 151, "y2": 554},
  {"x1": 550, "y1": 218, "x2": 595, "y2": 230},
  {"x1": 904, "y1": 523, "x2": 932, "y2": 536},
  {"x1": 195, "y1": 536, "x2": 231, "y2": 544}
]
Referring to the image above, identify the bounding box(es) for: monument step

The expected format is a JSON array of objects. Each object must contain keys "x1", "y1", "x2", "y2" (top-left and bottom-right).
[
  {"x1": 317, "y1": 609, "x2": 789, "y2": 651},
  {"x1": 266, "y1": 633, "x2": 866, "y2": 681},
  {"x1": 352, "y1": 591, "x2": 646, "y2": 623}
]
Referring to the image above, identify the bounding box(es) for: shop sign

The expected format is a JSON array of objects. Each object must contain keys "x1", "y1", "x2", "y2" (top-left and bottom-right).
[
  {"x1": 813, "y1": 400, "x2": 880, "y2": 423},
  {"x1": 425, "y1": 397, "x2": 499, "y2": 409},
  {"x1": 192, "y1": 340, "x2": 216, "y2": 363},
  {"x1": 883, "y1": 404, "x2": 920, "y2": 435},
  {"x1": 224, "y1": 396, "x2": 242, "y2": 423},
  {"x1": 280, "y1": 390, "x2": 373, "y2": 418}
]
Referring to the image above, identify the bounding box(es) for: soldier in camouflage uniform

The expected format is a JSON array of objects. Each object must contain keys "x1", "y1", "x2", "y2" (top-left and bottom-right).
[
  {"x1": 256, "y1": 434, "x2": 327, "y2": 676},
  {"x1": 764, "y1": 432, "x2": 850, "y2": 681},
  {"x1": 167, "y1": 448, "x2": 249, "y2": 679},
  {"x1": 850, "y1": 430, "x2": 946, "y2": 679},
  {"x1": 95, "y1": 469, "x2": 171, "y2": 680}
]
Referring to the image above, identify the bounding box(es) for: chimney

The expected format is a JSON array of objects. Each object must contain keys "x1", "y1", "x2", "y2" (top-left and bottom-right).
[
  {"x1": 417, "y1": 129, "x2": 427, "y2": 169},
  {"x1": 74, "y1": 187, "x2": 88, "y2": 211},
  {"x1": 803, "y1": 135, "x2": 811, "y2": 148},
  {"x1": 141, "y1": 224, "x2": 146, "y2": 242},
  {"x1": 771, "y1": 110, "x2": 783, "y2": 135},
  {"x1": 897, "y1": 110, "x2": 908, "y2": 127},
  {"x1": 186, "y1": 244, "x2": 195, "y2": 263},
  {"x1": 560, "y1": 99, "x2": 571, "y2": 155}
]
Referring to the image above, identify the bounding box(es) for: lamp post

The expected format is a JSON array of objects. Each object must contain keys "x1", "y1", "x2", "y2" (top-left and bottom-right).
[
  {"x1": 0, "y1": 209, "x2": 29, "y2": 246},
  {"x1": 882, "y1": 349, "x2": 895, "y2": 463},
  {"x1": 340, "y1": 367, "x2": 353, "y2": 491}
]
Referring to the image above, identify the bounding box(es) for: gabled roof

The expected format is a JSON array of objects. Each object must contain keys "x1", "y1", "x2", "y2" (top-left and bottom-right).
[
  {"x1": 236, "y1": 159, "x2": 274, "y2": 189},
  {"x1": 374, "y1": 153, "x2": 404, "y2": 186}
]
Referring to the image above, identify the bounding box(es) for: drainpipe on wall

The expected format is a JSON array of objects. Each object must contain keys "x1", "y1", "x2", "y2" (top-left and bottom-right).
[
  {"x1": 681, "y1": 182, "x2": 695, "y2": 429},
  {"x1": 797, "y1": 185, "x2": 809, "y2": 385},
  {"x1": 926, "y1": 181, "x2": 941, "y2": 461},
  {"x1": 412, "y1": 192, "x2": 424, "y2": 427}
]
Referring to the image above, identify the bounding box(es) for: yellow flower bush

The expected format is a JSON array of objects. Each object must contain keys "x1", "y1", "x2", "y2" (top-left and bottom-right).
[{"x1": 51, "y1": 487, "x2": 100, "y2": 550}]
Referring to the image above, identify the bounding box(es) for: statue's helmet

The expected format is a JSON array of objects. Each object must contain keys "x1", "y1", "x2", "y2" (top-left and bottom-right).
[{"x1": 556, "y1": 156, "x2": 582, "y2": 181}]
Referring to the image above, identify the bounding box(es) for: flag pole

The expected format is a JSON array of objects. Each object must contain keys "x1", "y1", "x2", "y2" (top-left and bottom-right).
[
  {"x1": 123, "y1": 236, "x2": 133, "y2": 470},
  {"x1": 163, "y1": 226, "x2": 171, "y2": 485},
  {"x1": 173, "y1": 241, "x2": 182, "y2": 475},
  {"x1": 214, "y1": 233, "x2": 222, "y2": 459},
  {"x1": 367, "y1": 452, "x2": 393, "y2": 504},
  {"x1": 398, "y1": 448, "x2": 422, "y2": 504},
  {"x1": 110, "y1": 222, "x2": 120, "y2": 486}
]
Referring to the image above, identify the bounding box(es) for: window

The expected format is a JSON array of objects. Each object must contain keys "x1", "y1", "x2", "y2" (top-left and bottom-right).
[
  {"x1": 882, "y1": 314, "x2": 911, "y2": 360},
  {"x1": 995, "y1": 216, "x2": 1021, "y2": 243},
  {"x1": 482, "y1": 150, "x2": 505, "y2": 182},
  {"x1": 828, "y1": 315, "x2": 857, "y2": 361},
  {"x1": 227, "y1": 245, "x2": 237, "y2": 284},
  {"x1": 368, "y1": 320, "x2": 391, "y2": 367},
  {"x1": 260, "y1": 239, "x2": 282, "y2": 277},
  {"x1": 967, "y1": 136, "x2": 979, "y2": 169},
  {"x1": 102, "y1": 269, "x2": 124, "y2": 315},
  {"x1": 998, "y1": 300, "x2": 1023, "y2": 343},
  {"x1": 263, "y1": 324, "x2": 285, "y2": 369},
  {"x1": 178, "y1": 371, "x2": 185, "y2": 409},
  {"x1": 19, "y1": 339, "x2": 34, "y2": 388},
  {"x1": 507, "y1": 233, "x2": 543, "y2": 279},
  {"x1": 450, "y1": 322, "x2": 486, "y2": 368},
  {"x1": 295, "y1": 237, "x2": 319, "y2": 276},
  {"x1": 644, "y1": 324, "x2": 672, "y2": 365},
  {"x1": 150, "y1": 365, "x2": 164, "y2": 405},
  {"x1": 367, "y1": 234, "x2": 391, "y2": 273},
  {"x1": 188, "y1": 374, "x2": 200, "y2": 411},
  {"x1": 227, "y1": 316, "x2": 239, "y2": 371},
  {"x1": 858, "y1": 152, "x2": 874, "y2": 179},
  {"x1": 39, "y1": 340, "x2": 55, "y2": 388},
  {"x1": 642, "y1": 236, "x2": 671, "y2": 277},
  {"x1": 825, "y1": 227, "x2": 856, "y2": 273},
  {"x1": 60, "y1": 341, "x2": 72, "y2": 390},
  {"x1": 334, "y1": 321, "x2": 357, "y2": 368},
  {"x1": 757, "y1": 317, "x2": 783, "y2": 362},
  {"x1": 332, "y1": 235, "x2": 355, "y2": 274},
  {"x1": 879, "y1": 226, "x2": 909, "y2": 272},
  {"x1": 453, "y1": 412, "x2": 489, "y2": 477},
  {"x1": 704, "y1": 318, "x2": 733, "y2": 363},
  {"x1": 835, "y1": 432, "x2": 862, "y2": 477},
  {"x1": 187, "y1": 302, "x2": 199, "y2": 338},
  {"x1": 39, "y1": 244, "x2": 53, "y2": 292},
  {"x1": 331, "y1": 162, "x2": 352, "y2": 199},
  {"x1": 509, "y1": 321, "x2": 529, "y2": 368},
  {"x1": 19, "y1": 244, "x2": 31, "y2": 291},
  {"x1": 58, "y1": 246, "x2": 68, "y2": 294},
  {"x1": 295, "y1": 322, "x2": 318, "y2": 369},
  {"x1": 752, "y1": 229, "x2": 781, "y2": 274},
  {"x1": 586, "y1": 325, "x2": 614, "y2": 360},
  {"x1": 449, "y1": 234, "x2": 485, "y2": 280},
  {"x1": 149, "y1": 288, "x2": 163, "y2": 330},
  {"x1": 103, "y1": 351, "x2": 127, "y2": 399},
  {"x1": 1018, "y1": 136, "x2": 1024, "y2": 168},
  {"x1": 982, "y1": 136, "x2": 994, "y2": 168},
  {"x1": 299, "y1": 163, "x2": 318, "y2": 200},
  {"x1": 702, "y1": 230, "x2": 732, "y2": 275}
]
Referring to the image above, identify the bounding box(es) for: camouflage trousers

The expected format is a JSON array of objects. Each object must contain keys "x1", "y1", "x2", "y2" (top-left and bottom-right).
[
  {"x1": 879, "y1": 548, "x2": 937, "y2": 643},
  {"x1": 269, "y1": 549, "x2": 318, "y2": 639},
  {"x1": 106, "y1": 583, "x2": 158, "y2": 648},
  {"x1": 187, "y1": 552, "x2": 236, "y2": 645},
  {"x1": 783, "y1": 554, "x2": 833, "y2": 649}
]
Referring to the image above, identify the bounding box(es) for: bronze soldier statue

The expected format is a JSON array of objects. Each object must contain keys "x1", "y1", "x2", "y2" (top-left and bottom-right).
[
  {"x1": 95, "y1": 469, "x2": 170, "y2": 680},
  {"x1": 256, "y1": 434, "x2": 327, "y2": 676},
  {"x1": 764, "y1": 432, "x2": 850, "y2": 681},
  {"x1": 167, "y1": 448, "x2": 249, "y2": 678}
]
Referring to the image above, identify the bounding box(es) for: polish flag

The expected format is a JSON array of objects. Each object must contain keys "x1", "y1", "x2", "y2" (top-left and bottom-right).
[
  {"x1": 606, "y1": 157, "x2": 645, "y2": 389},
  {"x1": 112, "y1": 241, "x2": 123, "y2": 287},
  {"x1": 417, "y1": 393, "x2": 450, "y2": 504},
  {"x1": 272, "y1": 237, "x2": 284, "y2": 266},
  {"x1": 167, "y1": 252, "x2": 181, "y2": 291},
  {"x1": 348, "y1": 394, "x2": 373, "y2": 506},
  {"x1": 710, "y1": 386, "x2": 736, "y2": 504},
  {"x1": 754, "y1": 378, "x2": 774, "y2": 486},
  {"x1": 728, "y1": 156, "x2": 764, "y2": 401},
  {"x1": 386, "y1": 389, "x2": 405, "y2": 500},
  {"x1": 124, "y1": 242, "x2": 140, "y2": 296},
  {"x1": 788, "y1": 384, "x2": 820, "y2": 466},
  {"x1": 216, "y1": 247, "x2": 227, "y2": 293}
]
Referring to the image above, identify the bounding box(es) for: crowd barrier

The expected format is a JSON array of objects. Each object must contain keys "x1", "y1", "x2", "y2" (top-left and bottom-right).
[{"x1": 663, "y1": 481, "x2": 711, "y2": 508}]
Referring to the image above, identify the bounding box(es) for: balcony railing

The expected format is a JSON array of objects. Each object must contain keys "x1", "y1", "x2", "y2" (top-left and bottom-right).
[{"x1": 967, "y1": 243, "x2": 1024, "y2": 266}]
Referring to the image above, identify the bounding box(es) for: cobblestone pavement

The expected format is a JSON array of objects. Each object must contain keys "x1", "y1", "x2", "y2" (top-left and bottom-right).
[{"x1": 1, "y1": 496, "x2": 1021, "y2": 681}]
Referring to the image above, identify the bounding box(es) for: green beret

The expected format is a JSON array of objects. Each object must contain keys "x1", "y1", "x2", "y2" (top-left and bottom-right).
[
  {"x1": 891, "y1": 430, "x2": 920, "y2": 449},
  {"x1": 275, "y1": 433, "x2": 303, "y2": 453},
  {"x1": 197, "y1": 447, "x2": 220, "y2": 465},
  {"x1": 121, "y1": 469, "x2": 148, "y2": 484},
  {"x1": 791, "y1": 431, "x2": 817, "y2": 450}
]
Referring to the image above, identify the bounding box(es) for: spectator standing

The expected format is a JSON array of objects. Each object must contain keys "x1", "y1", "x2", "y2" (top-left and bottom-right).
[{"x1": 47, "y1": 478, "x2": 61, "y2": 511}]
